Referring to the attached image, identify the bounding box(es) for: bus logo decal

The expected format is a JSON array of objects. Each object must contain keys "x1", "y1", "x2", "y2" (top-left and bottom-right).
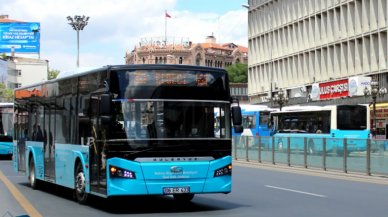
[{"x1": 170, "y1": 166, "x2": 183, "y2": 174}]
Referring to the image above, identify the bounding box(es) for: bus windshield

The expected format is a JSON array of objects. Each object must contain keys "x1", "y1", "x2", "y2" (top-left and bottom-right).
[
  {"x1": 113, "y1": 100, "x2": 230, "y2": 140},
  {"x1": 0, "y1": 107, "x2": 13, "y2": 140},
  {"x1": 337, "y1": 105, "x2": 367, "y2": 130}
]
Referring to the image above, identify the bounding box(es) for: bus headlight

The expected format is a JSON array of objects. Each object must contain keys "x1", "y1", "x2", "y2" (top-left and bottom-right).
[
  {"x1": 214, "y1": 164, "x2": 232, "y2": 177},
  {"x1": 109, "y1": 166, "x2": 136, "y2": 179}
]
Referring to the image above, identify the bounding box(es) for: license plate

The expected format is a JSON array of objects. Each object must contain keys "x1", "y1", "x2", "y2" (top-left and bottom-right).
[{"x1": 163, "y1": 187, "x2": 190, "y2": 194}]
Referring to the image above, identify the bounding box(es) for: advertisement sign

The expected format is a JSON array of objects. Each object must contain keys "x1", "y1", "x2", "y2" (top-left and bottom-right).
[
  {"x1": 319, "y1": 79, "x2": 349, "y2": 100},
  {"x1": 348, "y1": 76, "x2": 371, "y2": 96},
  {"x1": 0, "y1": 22, "x2": 40, "y2": 53},
  {"x1": 310, "y1": 83, "x2": 320, "y2": 101}
]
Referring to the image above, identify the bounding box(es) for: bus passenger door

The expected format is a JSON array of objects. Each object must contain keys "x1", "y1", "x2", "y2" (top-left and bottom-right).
[
  {"x1": 15, "y1": 106, "x2": 27, "y2": 173},
  {"x1": 44, "y1": 103, "x2": 56, "y2": 181},
  {"x1": 89, "y1": 94, "x2": 107, "y2": 194}
]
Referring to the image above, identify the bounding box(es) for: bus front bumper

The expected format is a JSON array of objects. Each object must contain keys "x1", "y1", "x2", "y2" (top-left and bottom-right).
[{"x1": 106, "y1": 156, "x2": 232, "y2": 197}]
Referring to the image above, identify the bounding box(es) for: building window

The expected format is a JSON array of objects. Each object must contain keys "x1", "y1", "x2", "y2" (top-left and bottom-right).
[
  {"x1": 16, "y1": 69, "x2": 22, "y2": 76},
  {"x1": 142, "y1": 57, "x2": 145, "y2": 64},
  {"x1": 195, "y1": 54, "x2": 201, "y2": 66},
  {"x1": 159, "y1": 57, "x2": 163, "y2": 64},
  {"x1": 179, "y1": 57, "x2": 183, "y2": 64},
  {"x1": 163, "y1": 57, "x2": 167, "y2": 64},
  {"x1": 155, "y1": 57, "x2": 158, "y2": 64}
]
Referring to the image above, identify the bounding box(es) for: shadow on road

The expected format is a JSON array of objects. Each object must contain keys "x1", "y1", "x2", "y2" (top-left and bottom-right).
[{"x1": 19, "y1": 181, "x2": 244, "y2": 214}]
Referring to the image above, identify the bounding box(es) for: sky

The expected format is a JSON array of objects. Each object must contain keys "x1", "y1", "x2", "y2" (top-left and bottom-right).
[{"x1": 0, "y1": 0, "x2": 248, "y2": 72}]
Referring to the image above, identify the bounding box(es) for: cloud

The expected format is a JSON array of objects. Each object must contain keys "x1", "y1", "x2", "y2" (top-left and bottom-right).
[{"x1": 1, "y1": 0, "x2": 247, "y2": 72}]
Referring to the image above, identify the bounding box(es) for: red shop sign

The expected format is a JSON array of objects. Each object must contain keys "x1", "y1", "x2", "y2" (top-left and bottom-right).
[{"x1": 319, "y1": 79, "x2": 349, "y2": 100}]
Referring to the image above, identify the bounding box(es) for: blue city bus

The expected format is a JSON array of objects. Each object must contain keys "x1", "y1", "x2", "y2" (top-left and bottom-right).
[
  {"x1": 13, "y1": 65, "x2": 243, "y2": 204},
  {"x1": 270, "y1": 105, "x2": 370, "y2": 154},
  {"x1": 237, "y1": 104, "x2": 276, "y2": 137},
  {"x1": 0, "y1": 103, "x2": 13, "y2": 155}
]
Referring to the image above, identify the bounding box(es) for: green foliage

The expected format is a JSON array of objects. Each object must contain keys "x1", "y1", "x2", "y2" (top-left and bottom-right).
[
  {"x1": 226, "y1": 63, "x2": 248, "y2": 83},
  {"x1": 0, "y1": 82, "x2": 13, "y2": 102},
  {"x1": 2, "y1": 89, "x2": 13, "y2": 101},
  {"x1": 48, "y1": 69, "x2": 60, "y2": 80}
]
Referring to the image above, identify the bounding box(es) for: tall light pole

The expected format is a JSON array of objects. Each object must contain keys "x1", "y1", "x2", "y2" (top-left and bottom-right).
[
  {"x1": 67, "y1": 15, "x2": 89, "y2": 68},
  {"x1": 364, "y1": 77, "x2": 387, "y2": 138},
  {"x1": 273, "y1": 89, "x2": 288, "y2": 111}
]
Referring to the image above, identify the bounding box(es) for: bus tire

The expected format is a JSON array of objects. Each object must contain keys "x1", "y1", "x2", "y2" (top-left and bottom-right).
[
  {"x1": 74, "y1": 163, "x2": 88, "y2": 204},
  {"x1": 308, "y1": 140, "x2": 315, "y2": 155},
  {"x1": 173, "y1": 193, "x2": 195, "y2": 202},
  {"x1": 29, "y1": 158, "x2": 39, "y2": 189}
]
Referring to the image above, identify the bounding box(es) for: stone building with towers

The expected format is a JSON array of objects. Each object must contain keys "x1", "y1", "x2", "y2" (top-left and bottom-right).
[
  {"x1": 125, "y1": 35, "x2": 249, "y2": 103},
  {"x1": 125, "y1": 35, "x2": 248, "y2": 68}
]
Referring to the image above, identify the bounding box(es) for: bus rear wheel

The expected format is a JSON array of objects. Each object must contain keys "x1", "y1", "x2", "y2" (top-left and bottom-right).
[
  {"x1": 29, "y1": 159, "x2": 38, "y2": 189},
  {"x1": 74, "y1": 163, "x2": 88, "y2": 204},
  {"x1": 173, "y1": 193, "x2": 195, "y2": 202}
]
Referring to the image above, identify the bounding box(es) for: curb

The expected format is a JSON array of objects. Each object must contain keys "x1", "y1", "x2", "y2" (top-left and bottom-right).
[{"x1": 233, "y1": 160, "x2": 388, "y2": 185}]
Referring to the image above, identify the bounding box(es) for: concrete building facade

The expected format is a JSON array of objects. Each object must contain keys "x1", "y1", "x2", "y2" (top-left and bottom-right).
[
  {"x1": 6, "y1": 56, "x2": 48, "y2": 88},
  {"x1": 247, "y1": 0, "x2": 388, "y2": 137},
  {"x1": 248, "y1": 0, "x2": 388, "y2": 102}
]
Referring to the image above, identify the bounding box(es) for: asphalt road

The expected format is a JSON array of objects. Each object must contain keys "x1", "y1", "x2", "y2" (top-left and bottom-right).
[{"x1": 1, "y1": 157, "x2": 387, "y2": 217}]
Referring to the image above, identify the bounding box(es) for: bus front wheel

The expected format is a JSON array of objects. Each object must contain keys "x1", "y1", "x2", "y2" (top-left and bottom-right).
[
  {"x1": 173, "y1": 193, "x2": 195, "y2": 202},
  {"x1": 74, "y1": 163, "x2": 88, "y2": 204}
]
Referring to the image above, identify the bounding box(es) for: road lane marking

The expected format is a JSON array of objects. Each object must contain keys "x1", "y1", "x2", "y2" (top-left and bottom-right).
[
  {"x1": 0, "y1": 170, "x2": 43, "y2": 217},
  {"x1": 265, "y1": 185, "x2": 327, "y2": 198}
]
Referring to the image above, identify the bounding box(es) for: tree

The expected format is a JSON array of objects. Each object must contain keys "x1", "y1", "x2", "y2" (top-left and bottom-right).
[
  {"x1": 48, "y1": 69, "x2": 60, "y2": 80},
  {"x1": 0, "y1": 82, "x2": 13, "y2": 102},
  {"x1": 2, "y1": 88, "x2": 13, "y2": 102},
  {"x1": 226, "y1": 63, "x2": 248, "y2": 83}
]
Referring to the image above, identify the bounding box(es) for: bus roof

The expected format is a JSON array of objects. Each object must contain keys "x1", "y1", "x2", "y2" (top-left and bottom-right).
[
  {"x1": 15, "y1": 64, "x2": 228, "y2": 90},
  {"x1": 272, "y1": 105, "x2": 336, "y2": 114},
  {"x1": 272, "y1": 104, "x2": 368, "y2": 114},
  {"x1": 240, "y1": 104, "x2": 278, "y2": 112},
  {"x1": 0, "y1": 102, "x2": 13, "y2": 107}
]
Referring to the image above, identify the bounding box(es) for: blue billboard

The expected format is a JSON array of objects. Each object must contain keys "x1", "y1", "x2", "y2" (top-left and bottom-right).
[{"x1": 0, "y1": 22, "x2": 40, "y2": 53}]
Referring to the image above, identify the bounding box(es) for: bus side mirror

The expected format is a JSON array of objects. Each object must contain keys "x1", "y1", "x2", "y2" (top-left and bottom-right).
[
  {"x1": 234, "y1": 125, "x2": 244, "y2": 133},
  {"x1": 99, "y1": 94, "x2": 111, "y2": 116},
  {"x1": 232, "y1": 106, "x2": 242, "y2": 125},
  {"x1": 231, "y1": 99, "x2": 243, "y2": 133}
]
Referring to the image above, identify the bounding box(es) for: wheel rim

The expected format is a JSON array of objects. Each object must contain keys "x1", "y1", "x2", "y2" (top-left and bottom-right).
[
  {"x1": 30, "y1": 164, "x2": 35, "y2": 186},
  {"x1": 76, "y1": 171, "x2": 85, "y2": 194}
]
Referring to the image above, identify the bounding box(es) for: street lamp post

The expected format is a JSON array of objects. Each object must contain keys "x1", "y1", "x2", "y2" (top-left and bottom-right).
[
  {"x1": 67, "y1": 15, "x2": 89, "y2": 68},
  {"x1": 273, "y1": 89, "x2": 289, "y2": 111},
  {"x1": 364, "y1": 77, "x2": 387, "y2": 138}
]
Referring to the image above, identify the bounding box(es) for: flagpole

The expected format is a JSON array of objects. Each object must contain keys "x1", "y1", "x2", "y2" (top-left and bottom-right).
[{"x1": 165, "y1": 10, "x2": 167, "y2": 45}]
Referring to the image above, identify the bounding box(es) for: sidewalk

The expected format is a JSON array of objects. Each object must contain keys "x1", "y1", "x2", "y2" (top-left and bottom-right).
[{"x1": 233, "y1": 159, "x2": 388, "y2": 185}]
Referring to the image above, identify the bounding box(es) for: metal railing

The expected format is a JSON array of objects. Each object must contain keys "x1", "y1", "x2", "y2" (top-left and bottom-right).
[{"x1": 233, "y1": 136, "x2": 388, "y2": 177}]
